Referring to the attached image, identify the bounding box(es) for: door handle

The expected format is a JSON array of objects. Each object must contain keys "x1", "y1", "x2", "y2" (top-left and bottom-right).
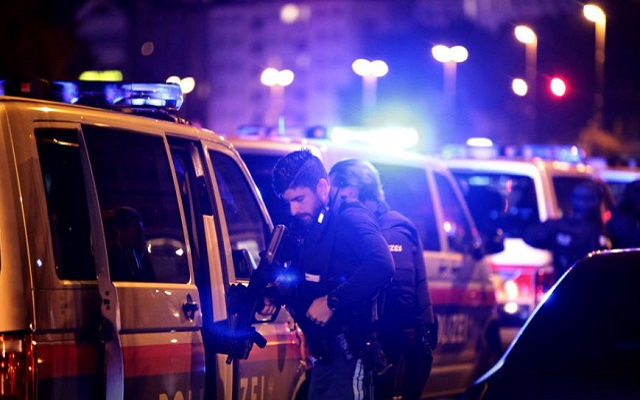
[{"x1": 183, "y1": 293, "x2": 199, "y2": 321}]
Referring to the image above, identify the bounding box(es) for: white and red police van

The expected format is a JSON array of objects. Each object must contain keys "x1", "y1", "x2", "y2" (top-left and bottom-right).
[
  {"x1": 0, "y1": 79, "x2": 305, "y2": 399},
  {"x1": 444, "y1": 143, "x2": 614, "y2": 346},
  {"x1": 227, "y1": 126, "x2": 504, "y2": 398}
]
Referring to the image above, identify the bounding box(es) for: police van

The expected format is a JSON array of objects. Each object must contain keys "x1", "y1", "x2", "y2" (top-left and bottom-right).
[
  {"x1": 443, "y1": 144, "x2": 614, "y2": 346},
  {"x1": 227, "y1": 127, "x2": 504, "y2": 397},
  {"x1": 0, "y1": 79, "x2": 305, "y2": 399},
  {"x1": 587, "y1": 157, "x2": 640, "y2": 204}
]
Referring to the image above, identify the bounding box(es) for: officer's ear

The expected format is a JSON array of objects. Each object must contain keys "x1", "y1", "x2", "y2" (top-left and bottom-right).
[{"x1": 317, "y1": 178, "x2": 330, "y2": 203}]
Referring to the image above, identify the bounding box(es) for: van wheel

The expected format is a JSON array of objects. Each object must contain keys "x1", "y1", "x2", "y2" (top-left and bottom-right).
[{"x1": 475, "y1": 318, "x2": 502, "y2": 377}]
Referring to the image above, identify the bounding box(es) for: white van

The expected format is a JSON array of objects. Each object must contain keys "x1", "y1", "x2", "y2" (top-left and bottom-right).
[
  {"x1": 0, "y1": 80, "x2": 304, "y2": 399},
  {"x1": 445, "y1": 152, "x2": 614, "y2": 345},
  {"x1": 227, "y1": 133, "x2": 504, "y2": 398}
]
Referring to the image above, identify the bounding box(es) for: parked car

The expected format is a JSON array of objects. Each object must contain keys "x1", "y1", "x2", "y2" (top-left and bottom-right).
[
  {"x1": 229, "y1": 130, "x2": 504, "y2": 398},
  {"x1": 463, "y1": 249, "x2": 640, "y2": 399}
]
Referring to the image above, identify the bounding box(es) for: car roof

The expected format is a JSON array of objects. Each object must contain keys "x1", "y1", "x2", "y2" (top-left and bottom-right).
[{"x1": 445, "y1": 156, "x2": 595, "y2": 177}]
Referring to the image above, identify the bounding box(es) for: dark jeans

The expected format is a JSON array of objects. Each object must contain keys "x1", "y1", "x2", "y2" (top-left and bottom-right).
[
  {"x1": 375, "y1": 327, "x2": 434, "y2": 400},
  {"x1": 308, "y1": 356, "x2": 365, "y2": 400}
]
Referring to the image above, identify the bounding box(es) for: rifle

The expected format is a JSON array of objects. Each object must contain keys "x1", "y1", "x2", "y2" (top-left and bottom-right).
[{"x1": 225, "y1": 224, "x2": 288, "y2": 364}]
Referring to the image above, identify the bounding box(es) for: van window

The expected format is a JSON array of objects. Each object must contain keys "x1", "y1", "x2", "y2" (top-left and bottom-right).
[
  {"x1": 209, "y1": 151, "x2": 269, "y2": 280},
  {"x1": 373, "y1": 163, "x2": 439, "y2": 251},
  {"x1": 240, "y1": 153, "x2": 292, "y2": 226},
  {"x1": 434, "y1": 172, "x2": 473, "y2": 253},
  {"x1": 453, "y1": 172, "x2": 539, "y2": 239},
  {"x1": 82, "y1": 125, "x2": 190, "y2": 283},
  {"x1": 36, "y1": 128, "x2": 96, "y2": 280}
]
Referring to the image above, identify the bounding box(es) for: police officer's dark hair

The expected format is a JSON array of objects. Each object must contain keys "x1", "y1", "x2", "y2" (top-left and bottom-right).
[
  {"x1": 272, "y1": 149, "x2": 327, "y2": 198},
  {"x1": 329, "y1": 159, "x2": 383, "y2": 203}
]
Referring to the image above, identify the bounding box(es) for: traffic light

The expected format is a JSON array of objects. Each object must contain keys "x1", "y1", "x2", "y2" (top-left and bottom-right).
[{"x1": 549, "y1": 77, "x2": 567, "y2": 97}]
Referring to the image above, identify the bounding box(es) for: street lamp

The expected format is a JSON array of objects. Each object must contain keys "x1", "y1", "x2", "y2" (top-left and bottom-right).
[
  {"x1": 583, "y1": 4, "x2": 606, "y2": 126},
  {"x1": 352, "y1": 59, "x2": 388, "y2": 114},
  {"x1": 260, "y1": 67, "x2": 294, "y2": 129},
  {"x1": 514, "y1": 25, "x2": 537, "y2": 98},
  {"x1": 514, "y1": 25, "x2": 537, "y2": 141},
  {"x1": 432, "y1": 44, "x2": 468, "y2": 107}
]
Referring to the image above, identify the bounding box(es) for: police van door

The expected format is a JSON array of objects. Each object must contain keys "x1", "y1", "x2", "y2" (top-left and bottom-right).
[
  {"x1": 168, "y1": 137, "x2": 304, "y2": 400},
  {"x1": 79, "y1": 124, "x2": 205, "y2": 400}
]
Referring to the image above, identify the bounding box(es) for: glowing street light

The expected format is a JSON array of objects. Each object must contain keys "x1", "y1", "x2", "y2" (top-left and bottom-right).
[
  {"x1": 514, "y1": 25, "x2": 538, "y2": 140},
  {"x1": 166, "y1": 75, "x2": 195, "y2": 95},
  {"x1": 352, "y1": 58, "x2": 388, "y2": 113},
  {"x1": 431, "y1": 45, "x2": 468, "y2": 103},
  {"x1": 514, "y1": 25, "x2": 537, "y2": 93},
  {"x1": 261, "y1": 67, "x2": 294, "y2": 128},
  {"x1": 512, "y1": 78, "x2": 528, "y2": 97},
  {"x1": 583, "y1": 4, "x2": 606, "y2": 126}
]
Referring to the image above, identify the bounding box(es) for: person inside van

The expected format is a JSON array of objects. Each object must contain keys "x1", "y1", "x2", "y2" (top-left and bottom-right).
[
  {"x1": 103, "y1": 206, "x2": 156, "y2": 282},
  {"x1": 328, "y1": 158, "x2": 436, "y2": 400}
]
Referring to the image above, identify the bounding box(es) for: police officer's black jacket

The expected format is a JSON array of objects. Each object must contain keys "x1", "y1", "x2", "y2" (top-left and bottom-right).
[
  {"x1": 376, "y1": 208, "x2": 435, "y2": 330},
  {"x1": 284, "y1": 200, "x2": 395, "y2": 356},
  {"x1": 523, "y1": 215, "x2": 610, "y2": 277}
]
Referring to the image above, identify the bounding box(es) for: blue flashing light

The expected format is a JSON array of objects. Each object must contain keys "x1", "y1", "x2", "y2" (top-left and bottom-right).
[
  {"x1": 329, "y1": 126, "x2": 419, "y2": 150},
  {"x1": 51, "y1": 81, "x2": 183, "y2": 111},
  {"x1": 521, "y1": 144, "x2": 584, "y2": 163}
]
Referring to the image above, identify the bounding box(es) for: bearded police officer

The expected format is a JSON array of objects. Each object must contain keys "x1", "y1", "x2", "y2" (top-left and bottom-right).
[{"x1": 265, "y1": 150, "x2": 394, "y2": 400}]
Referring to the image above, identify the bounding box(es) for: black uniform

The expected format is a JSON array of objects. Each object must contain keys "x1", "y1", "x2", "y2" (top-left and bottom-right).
[
  {"x1": 607, "y1": 180, "x2": 640, "y2": 249},
  {"x1": 284, "y1": 201, "x2": 395, "y2": 399},
  {"x1": 523, "y1": 215, "x2": 609, "y2": 279},
  {"x1": 375, "y1": 207, "x2": 435, "y2": 400}
]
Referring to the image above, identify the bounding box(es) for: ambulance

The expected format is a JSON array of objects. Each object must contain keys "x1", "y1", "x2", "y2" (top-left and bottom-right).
[
  {"x1": 0, "y1": 79, "x2": 305, "y2": 399},
  {"x1": 227, "y1": 127, "x2": 504, "y2": 397},
  {"x1": 443, "y1": 144, "x2": 614, "y2": 346}
]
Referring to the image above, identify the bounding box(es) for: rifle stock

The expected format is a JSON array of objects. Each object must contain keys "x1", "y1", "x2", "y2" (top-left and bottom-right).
[{"x1": 225, "y1": 224, "x2": 288, "y2": 364}]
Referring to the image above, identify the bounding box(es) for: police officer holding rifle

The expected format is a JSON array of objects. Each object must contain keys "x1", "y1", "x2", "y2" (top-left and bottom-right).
[{"x1": 259, "y1": 149, "x2": 395, "y2": 400}]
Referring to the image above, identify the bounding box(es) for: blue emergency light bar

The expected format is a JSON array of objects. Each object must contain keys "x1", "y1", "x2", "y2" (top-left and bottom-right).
[
  {"x1": 442, "y1": 142, "x2": 585, "y2": 163},
  {"x1": 0, "y1": 79, "x2": 183, "y2": 112},
  {"x1": 51, "y1": 81, "x2": 184, "y2": 111}
]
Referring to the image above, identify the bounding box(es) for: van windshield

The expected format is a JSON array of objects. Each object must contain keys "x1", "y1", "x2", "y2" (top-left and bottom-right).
[{"x1": 452, "y1": 172, "x2": 539, "y2": 239}]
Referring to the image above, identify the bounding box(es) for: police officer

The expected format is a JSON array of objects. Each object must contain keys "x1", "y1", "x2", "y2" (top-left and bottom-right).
[
  {"x1": 328, "y1": 159, "x2": 436, "y2": 400},
  {"x1": 267, "y1": 150, "x2": 395, "y2": 400},
  {"x1": 523, "y1": 181, "x2": 611, "y2": 279},
  {"x1": 607, "y1": 179, "x2": 640, "y2": 249}
]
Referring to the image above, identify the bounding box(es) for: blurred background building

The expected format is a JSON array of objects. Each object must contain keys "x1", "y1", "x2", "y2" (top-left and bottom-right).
[{"x1": 2, "y1": 0, "x2": 639, "y2": 155}]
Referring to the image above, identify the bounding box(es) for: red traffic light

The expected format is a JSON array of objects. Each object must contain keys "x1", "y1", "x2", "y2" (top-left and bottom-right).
[{"x1": 549, "y1": 77, "x2": 567, "y2": 97}]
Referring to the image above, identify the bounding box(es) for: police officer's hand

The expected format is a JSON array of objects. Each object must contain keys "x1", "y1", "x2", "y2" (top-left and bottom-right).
[
  {"x1": 258, "y1": 297, "x2": 278, "y2": 317},
  {"x1": 306, "y1": 295, "x2": 334, "y2": 326}
]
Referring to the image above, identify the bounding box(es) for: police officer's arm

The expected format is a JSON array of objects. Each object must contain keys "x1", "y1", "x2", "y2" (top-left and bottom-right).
[
  {"x1": 383, "y1": 224, "x2": 435, "y2": 326},
  {"x1": 522, "y1": 220, "x2": 557, "y2": 250},
  {"x1": 327, "y1": 207, "x2": 395, "y2": 309}
]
